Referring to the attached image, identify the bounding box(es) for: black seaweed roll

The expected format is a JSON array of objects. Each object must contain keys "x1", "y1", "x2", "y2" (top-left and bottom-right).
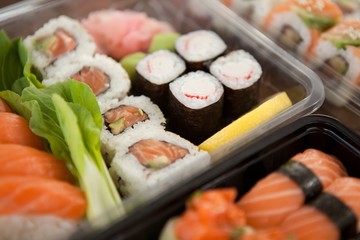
[
  {"x1": 133, "y1": 50, "x2": 186, "y2": 112},
  {"x1": 175, "y1": 30, "x2": 227, "y2": 71},
  {"x1": 168, "y1": 71, "x2": 224, "y2": 144},
  {"x1": 210, "y1": 50, "x2": 262, "y2": 119}
]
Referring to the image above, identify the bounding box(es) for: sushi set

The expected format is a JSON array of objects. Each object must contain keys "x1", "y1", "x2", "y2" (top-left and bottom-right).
[
  {"x1": 220, "y1": 0, "x2": 360, "y2": 133},
  {"x1": 0, "y1": 0, "x2": 359, "y2": 239}
]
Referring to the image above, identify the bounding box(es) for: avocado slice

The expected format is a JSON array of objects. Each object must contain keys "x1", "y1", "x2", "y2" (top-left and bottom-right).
[
  {"x1": 296, "y1": 8, "x2": 337, "y2": 31},
  {"x1": 120, "y1": 52, "x2": 146, "y2": 80},
  {"x1": 109, "y1": 118, "x2": 125, "y2": 135},
  {"x1": 34, "y1": 35, "x2": 57, "y2": 57}
]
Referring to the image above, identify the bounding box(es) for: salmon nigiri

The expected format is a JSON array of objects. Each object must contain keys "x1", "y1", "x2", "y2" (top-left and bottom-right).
[
  {"x1": 281, "y1": 177, "x2": 360, "y2": 240},
  {"x1": 0, "y1": 112, "x2": 44, "y2": 150},
  {"x1": 0, "y1": 98, "x2": 12, "y2": 112},
  {"x1": 0, "y1": 144, "x2": 73, "y2": 183},
  {"x1": 237, "y1": 149, "x2": 347, "y2": 229},
  {"x1": 0, "y1": 176, "x2": 86, "y2": 221}
]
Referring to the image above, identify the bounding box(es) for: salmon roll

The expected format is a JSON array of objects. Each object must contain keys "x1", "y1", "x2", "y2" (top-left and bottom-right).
[
  {"x1": 312, "y1": 19, "x2": 360, "y2": 87},
  {"x1": 263, "y1": 0, "x2": 343, "y2": 57},
  {"x1": 210, "y1": 50, "x2": 262, "y2": 119},
  {"x1": 43, "y1": 54, "x2": 131, "y2": 113},
  {"x1": 281, "y1": 177, "x2": 360, "y2": 240},
  {"x1": 110, "y1": 124, "x2": 211, "y2": 196},
  {"x1": 168, "y1": 71, "x2": 224, "y2": 145},
  {"x1": 100, "y1": 95, "x2": 166, "y2": 162},
  {"x1": 333, "y1": 0, "x2": 360, "y2": 15},
  {"x1": 133, "y1": 50, "x2": 186, "y2": 112},
  {"x1": 237, "y1": 149, "x2": 347, "y2": 229},
  {"x1": 24, "y1": 16, "x2": 96, "y2": 77},
  {"x1": 175, "y1": 30, "x2": 227, "y2": 71}
]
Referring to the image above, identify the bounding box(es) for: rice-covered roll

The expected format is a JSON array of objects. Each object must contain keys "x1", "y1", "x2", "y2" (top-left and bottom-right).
[
  {"x1": 264, "y1": 0, "x2": 343, "y2": 57},
  {"x1": 43, "y1": 54, "x2": 131, "y2": 113},
  {"x1": 210, "y1": 50, "x2": 262, "y2": 118},
  {"x1": 133, "y1": 50, "x2": 186, "y2": 112},
  {"x1": 224, "y1": 0, "x2": 287, "y2": 27},
  {"x1": 312, "y1": 19, "x2": 360, "y2": 87},
  {"x1": 101, "y1": 96, "x2": 166, "y2": 162},
  {"x1": 175, "y1": 30, "x2": 227, "y2": 71},
  {"x1": 168, "y1": 71, "x2": 224, "y2": 144},
  {"x1": 110, "y1": 125, "x2": 211, "y2": 196},
  {"x1": 24, "y1": 16, "x2": 96, "y2": 77}
]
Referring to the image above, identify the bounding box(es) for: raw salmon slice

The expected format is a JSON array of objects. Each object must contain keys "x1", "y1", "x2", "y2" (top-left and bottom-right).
[
  {"x1": 104, "y1": 105, "x2": 149, "y2": 135},
  {"x1": 0, "y1": 144, "x2": 73, "y2": 183},
  {"x1": 281, "y1": 177, "x2": 360, "y2": 240},
  {"x1": 237, "y1": 149, "x2": 347, "y2": 229},
  {"x1": 0, "y1": 176, "x2": 86, "y2": 221},
  {"x1": 129, "y1": 139, "x2": 189, "y2": 169},
  {"x1": 0, "y1": 112, "x2": 44, "y2": 150},
  {"x1": 0, "y1": 98, "x2": 12, "y2": 112},
  {"x1": 71, "y1": 66, "x2": 110, "y2": 95}
]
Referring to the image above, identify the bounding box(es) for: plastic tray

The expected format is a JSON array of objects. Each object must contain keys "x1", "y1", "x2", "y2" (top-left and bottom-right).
[
  {"x1": 0, "y1": 0, "x2": 325, "y2": 235},
  {"x1": 74, "y1": 114, "x2": 360, "y2": 239},
  {"x1": 216, "y1": 0, "x2": 360, "y2": 133},
  {"x1": 0, "y1": 0, "x2": 324, "y2": 159}
]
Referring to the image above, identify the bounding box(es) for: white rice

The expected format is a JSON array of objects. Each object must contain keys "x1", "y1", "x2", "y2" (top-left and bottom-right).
[
  {"x1": 0, "y1": 215, "x2": 78, "y2": 240},
  {"x1": 266, "y1": 11, "x2": 312, "y2": 56},
  {"x1": 313, "y1": 39, "x2": 360, "y2": 85},
  {"x1": 43, "y1": 54, "x2": 131, "y2": 113},
  {"x1": 169, "y1": 71, "x2": 224, "y2": 110},
  {"x1": 110, "y1": 124, "x2": 211, "y2": 196},
  {"x1": 210, "y1": 50, "x2": 262, "y2": 90},
  {"x1": 175, "y1": 30, "x2": 227, "y2": 62},
  {"x1": 136, "y1": 50, "x2": 186, "y2": 85},
  {"x1": 24, "y1": 16, "x2": 96, "y2": 76},
  {"x1": 101, "y1": 96, "x2": 166, "y2": 162}
]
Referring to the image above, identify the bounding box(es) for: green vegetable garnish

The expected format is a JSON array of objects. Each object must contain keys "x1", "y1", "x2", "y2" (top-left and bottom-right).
[
  {"x1": 296, "y1": 8, "x2": 337, "y2": 31},
  {"x1": 0, "y1": 30, "x2": 44, "y2": 92}
]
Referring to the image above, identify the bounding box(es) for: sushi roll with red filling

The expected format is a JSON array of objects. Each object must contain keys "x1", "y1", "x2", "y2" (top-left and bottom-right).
[
  {"x1": 133, "y1": 50, "x2": 186, "y2": 112},
  {"x1": 43, "y1": 54, "x2": 131, "y2": 113},
  {"x1": 110, "y1": 124, "x2": 211, "y2": 196},
  {"x1": 175, "y1": 30, "x2": 227, "y2": 71},
  {"x1": 24, "y1": 16, "x2": 96, "y2": 77},
  {"x1": 210, "y1": 50, "x2": 262, "y2": 119},
  {"x1": 168, "y1": 71, "x2": 224, "y2": 145},
  {"x1": 100, "y1": 95, "x2": 166, "y2": 162}
]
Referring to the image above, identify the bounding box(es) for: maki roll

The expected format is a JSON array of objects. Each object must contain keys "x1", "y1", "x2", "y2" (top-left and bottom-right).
[
  {"x1": 24, "y1": 16, "x2": 96, "y2": 76},
  {"x1": 210, "y1": 50, "x2": 262, "y2": 119},
  {"x1": 263, "y1": 0, "x2": 343, "y2": 56},
  {"x1": 281, "y1": 177, "x2": 360, "y2": 240},
  {"x1": 312, "y1": 19, "x2": 360, "y2": 87},
  {"x1": 237, "y1": 149, "x2": 347, "y2": 229},
  {"x1": 133, "y1": 50, "x2": 186, "y2": 111},
  {"x1": 168, "y1": 71, "x2": 224, "y2": 144},
  {"x1": 333, "y1": 0, "x2": 360, "y2": 15},
  {"x1": 175, "y1": 30, "x2": 227, "y2": 71},
  {"x1": 101, "y1": 95, "x2": 166, "y2": 161},
  {"x1": 110, "y1": 124, "x2": 211, "y2": 196},
  {"x1": 43, "y1": 54, "x2": 131, "y2": 113},
  {"x1": 224, "y1": 0, "x2": 287, "y2": 27}
]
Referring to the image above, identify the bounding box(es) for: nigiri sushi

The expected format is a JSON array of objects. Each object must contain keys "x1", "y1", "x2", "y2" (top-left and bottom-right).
[
  {"x1": 0, "y1": 112, "x2": 45, "y2": 150},
  {"x1": 0, "y1": 144, "x2": 73, "y2": 183},
  {"x1": 237, "y1": 148, "x2": 347, "y2": 229},
  {"x1": 281, "y1": 177, "x2": 360, "y2": 240},
  {"x1": 0, "y1": 176, "x2": 86, "y2": 221}
]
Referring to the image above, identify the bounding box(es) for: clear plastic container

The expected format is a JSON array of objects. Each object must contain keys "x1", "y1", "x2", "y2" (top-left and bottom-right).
[
  {"x1": 218, "y1": 0, "x2": 360, "y2": 133},
  {"x1": 0, "y1": 0, "x2": 325, "y2": 237}
]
